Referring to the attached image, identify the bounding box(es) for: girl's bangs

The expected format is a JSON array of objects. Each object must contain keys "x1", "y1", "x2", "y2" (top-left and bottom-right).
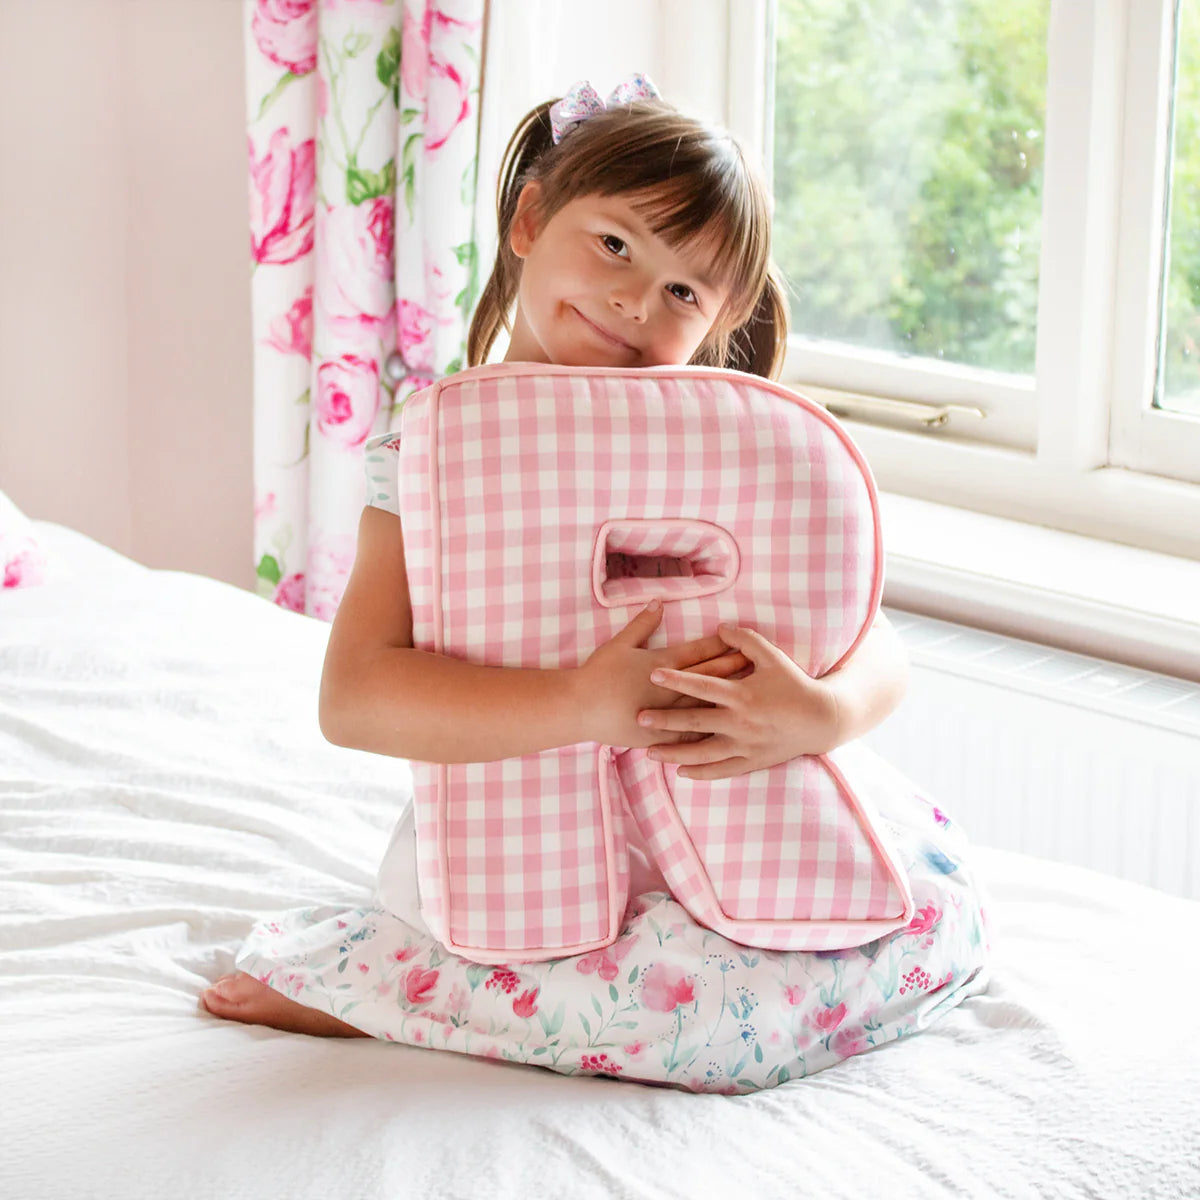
[{"x1": 628, "y1": 173, "x2": 769, "y2": 323}]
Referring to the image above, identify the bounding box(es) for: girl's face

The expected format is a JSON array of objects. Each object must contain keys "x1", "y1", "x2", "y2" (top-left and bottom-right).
[{"x1": 505, "y1": 185, "x2": 732, "y2": 369}]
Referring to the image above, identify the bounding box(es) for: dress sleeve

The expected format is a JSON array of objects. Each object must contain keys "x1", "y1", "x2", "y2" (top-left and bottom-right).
[{"x1": 363, "y1": 431, "x2": 403, "y2": 517}]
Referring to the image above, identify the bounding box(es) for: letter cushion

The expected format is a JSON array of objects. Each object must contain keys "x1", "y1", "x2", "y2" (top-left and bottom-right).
[{"x1": 376, "y1": 363, "x2": 917, "y2": 963}]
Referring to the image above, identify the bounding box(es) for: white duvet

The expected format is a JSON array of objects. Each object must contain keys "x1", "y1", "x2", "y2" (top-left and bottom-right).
[{"x1": 2, "y1": 524, "x2": 1198, "y2": 1200}]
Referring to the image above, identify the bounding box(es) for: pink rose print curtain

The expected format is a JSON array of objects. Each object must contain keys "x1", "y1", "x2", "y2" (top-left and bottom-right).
[{"x1": 245, "y1": 0, "x2": 485, "y2": 618}]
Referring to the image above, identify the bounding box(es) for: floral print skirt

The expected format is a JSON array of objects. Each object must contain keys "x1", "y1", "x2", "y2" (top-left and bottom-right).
[{"x1": 237, "y1": 763, "x2": 990, "y2": 1094}]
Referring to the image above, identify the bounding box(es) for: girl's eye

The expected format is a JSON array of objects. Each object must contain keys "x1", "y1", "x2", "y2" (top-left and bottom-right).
[
  {"x1": 601, "y1": 234, "x2": 629, "y2": 258},
  {"x1": 668, "y1": 283, "x2": 698, "y2": 305}
]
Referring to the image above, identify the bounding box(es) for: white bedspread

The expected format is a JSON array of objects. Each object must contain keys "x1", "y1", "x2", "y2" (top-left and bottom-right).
[{"x1": 2, "y1": 525, "x2": 1198, "y2": 1199}]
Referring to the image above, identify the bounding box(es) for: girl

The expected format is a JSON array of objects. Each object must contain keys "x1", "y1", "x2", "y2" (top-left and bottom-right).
[{"x1": 204, "y1": 79, "x2": 989, "y2": 1090}]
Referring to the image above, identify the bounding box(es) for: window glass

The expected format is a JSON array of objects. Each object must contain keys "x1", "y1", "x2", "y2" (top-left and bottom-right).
[
  {"x1": 772, "y1": 0, "x2": 1049, "y2": 376},
  {"x1": 1160, "y1": 0, "x2": 1200, "y2": 416}
]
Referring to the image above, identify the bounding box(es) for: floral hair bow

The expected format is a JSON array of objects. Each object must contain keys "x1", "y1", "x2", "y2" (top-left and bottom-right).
[{"x1": 549, "y1": 74, "x2": 663, "y2": 144}]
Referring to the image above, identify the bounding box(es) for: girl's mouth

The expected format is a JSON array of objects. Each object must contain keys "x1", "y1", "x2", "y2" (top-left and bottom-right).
[{"x1": 570, "y1": 306, "x2": 636, "y2": 353}]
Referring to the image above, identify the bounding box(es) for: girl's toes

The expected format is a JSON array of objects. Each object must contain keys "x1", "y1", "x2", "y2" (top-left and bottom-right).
[{"x1": 201, "y1": 972, "x2": 256, "y2": 1017}]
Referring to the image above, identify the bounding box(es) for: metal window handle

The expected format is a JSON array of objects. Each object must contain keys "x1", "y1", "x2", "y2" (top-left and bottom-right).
[{"x1": 819, "y1": 392, "x2": 987, "y2": 429}]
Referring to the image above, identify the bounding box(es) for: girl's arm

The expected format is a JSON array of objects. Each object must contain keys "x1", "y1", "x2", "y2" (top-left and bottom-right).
[
  {"x1": 318, "y1": 506, "x2": 744, "y2": 763},
  {"x1": 634, "y1": 611, "x2": 909, "y2": 780}
]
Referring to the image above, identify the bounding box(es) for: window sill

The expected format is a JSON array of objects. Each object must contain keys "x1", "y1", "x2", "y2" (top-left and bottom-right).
[{"x1": 879, "y1": 492, "x2": 1200, "y2": 683}]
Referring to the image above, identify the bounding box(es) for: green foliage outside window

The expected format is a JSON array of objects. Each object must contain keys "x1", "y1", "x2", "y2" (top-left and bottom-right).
[{"x1": 774, "y1": 0, "x2": 1200, "y2": 413}]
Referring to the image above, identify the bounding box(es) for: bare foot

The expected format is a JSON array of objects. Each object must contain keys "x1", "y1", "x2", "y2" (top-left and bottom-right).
[{"x1": 201, "y1": 971, "x2": 370, "y2": 1038}]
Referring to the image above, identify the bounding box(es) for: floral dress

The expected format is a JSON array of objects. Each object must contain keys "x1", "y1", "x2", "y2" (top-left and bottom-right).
[{"x1": 237, "y1": 745, "x2": 990, "y2": 1094}]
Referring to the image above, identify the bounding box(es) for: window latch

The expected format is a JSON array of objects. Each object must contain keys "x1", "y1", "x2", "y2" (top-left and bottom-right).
[{"x1": 805, "y1": 388, "x2": 987, "y2": 429}]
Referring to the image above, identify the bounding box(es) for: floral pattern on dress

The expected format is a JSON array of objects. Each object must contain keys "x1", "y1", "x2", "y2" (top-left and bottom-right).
[
  {"x1": 244, "y1": 0, "x2": 485, "y2": 619},
  {"x1": 238, "y1": 788, "x2": 991, "y2": 1093}
]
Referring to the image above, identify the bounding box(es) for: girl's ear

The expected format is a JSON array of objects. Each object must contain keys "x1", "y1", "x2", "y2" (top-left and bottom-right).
[{"x1": 509, "y1": 181, "x2": 544, "y2": 259}]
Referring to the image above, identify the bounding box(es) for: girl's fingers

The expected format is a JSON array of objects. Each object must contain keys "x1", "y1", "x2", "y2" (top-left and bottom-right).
[
  {"x1": 647, "y1": 666, "x2": 728, "y2": 704},
  {"x1": 638, "y1": 698, "x2": 729, "y2": 734},
  {"x1": 646, "y1": 736, "x2": 734, "y2": 766},
  {"x1": 717, "y1": 624, "x2": 784, "y2": 665},
  {"x1": 611, "y1": 600, "x2": 664, "y2": 646},
  {"x1": 682, "y1": 650, "x2": 751, "y2": 679},
  {"x1": 674, "y1": 759, "x2": 747, "y2": 781},
  {"x1": 667, "y1": 632, "x2": 733, "y2": 668}
]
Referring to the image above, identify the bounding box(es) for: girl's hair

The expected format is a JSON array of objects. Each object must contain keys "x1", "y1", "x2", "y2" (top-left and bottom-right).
[{"x1": 467, "y1": 97, "x2": 790, "y2": 380}]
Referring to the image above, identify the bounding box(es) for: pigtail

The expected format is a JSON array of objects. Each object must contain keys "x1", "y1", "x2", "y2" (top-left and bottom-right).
[
  {"x1": 730, "y1": 265, "x2": 790, "y2": 380},
  {"x1": 466, "y1": 101, "x2": 559, "y2": 367},
  {"x1": 697, "y1": 264, "x2": 790, "y2": 381}
]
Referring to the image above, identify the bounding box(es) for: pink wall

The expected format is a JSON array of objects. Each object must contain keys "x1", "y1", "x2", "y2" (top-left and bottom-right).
[{"x1": 0, "y1": 0, "x2": 253, "y2": 588}]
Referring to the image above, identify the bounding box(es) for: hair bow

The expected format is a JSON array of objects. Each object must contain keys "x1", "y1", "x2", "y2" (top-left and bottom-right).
[{"x1": 548, "y1": 74, "x2": 662, "y2": 144}]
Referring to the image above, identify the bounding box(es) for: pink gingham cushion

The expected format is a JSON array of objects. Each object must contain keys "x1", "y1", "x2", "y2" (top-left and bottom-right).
[{"x1": 386, "y1": 363, "x2": 913, "y2": 962}]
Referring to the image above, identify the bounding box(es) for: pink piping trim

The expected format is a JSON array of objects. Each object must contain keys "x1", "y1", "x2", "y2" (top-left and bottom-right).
[{"x1": 590, "y1": 517, "x2": 740, "y2": 608}]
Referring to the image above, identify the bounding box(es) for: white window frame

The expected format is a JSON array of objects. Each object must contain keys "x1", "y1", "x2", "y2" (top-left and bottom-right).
[{"x1": 725, "y1": 0, "x2": 1200, "y2": 563}]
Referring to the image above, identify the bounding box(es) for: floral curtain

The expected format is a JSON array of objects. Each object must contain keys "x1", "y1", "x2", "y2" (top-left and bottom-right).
[{"x1": 245, "y1": 0, "x2": 486, "y2": 619}]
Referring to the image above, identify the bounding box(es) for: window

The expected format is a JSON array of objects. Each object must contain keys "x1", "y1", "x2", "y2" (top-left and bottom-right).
[{"x1": 729, "y1": 0, "x2": 1200, "y2": 560}]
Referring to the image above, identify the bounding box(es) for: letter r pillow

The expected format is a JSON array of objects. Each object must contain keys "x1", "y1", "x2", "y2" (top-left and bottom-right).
[{"x1": 378, "y1": 363, "x2": 915, "y2": 963}]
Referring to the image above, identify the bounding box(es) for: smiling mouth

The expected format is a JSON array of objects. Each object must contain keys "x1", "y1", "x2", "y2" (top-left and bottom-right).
[{"x1": 571, "y1": 307, "x2": 636, "y2": 353}]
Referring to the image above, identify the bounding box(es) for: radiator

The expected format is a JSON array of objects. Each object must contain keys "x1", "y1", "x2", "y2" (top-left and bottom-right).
[{"x1": 864, "y1": 609, "x2": 1200, "y2": 900}]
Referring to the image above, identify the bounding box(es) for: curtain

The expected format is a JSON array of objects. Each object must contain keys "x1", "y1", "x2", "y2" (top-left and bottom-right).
[{"x1": 245, "y1": 0, "x2": 486, "y2": 619}]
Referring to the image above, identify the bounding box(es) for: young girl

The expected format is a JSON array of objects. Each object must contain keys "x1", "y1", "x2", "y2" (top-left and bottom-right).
[{"x1": 204, "y1": 78, "x2": 989, "y2": 1090}]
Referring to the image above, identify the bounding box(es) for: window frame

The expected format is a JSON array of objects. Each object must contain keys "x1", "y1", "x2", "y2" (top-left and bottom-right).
[{"x1": 726, "y1": 0, "x2": 1200, "y2": 561}]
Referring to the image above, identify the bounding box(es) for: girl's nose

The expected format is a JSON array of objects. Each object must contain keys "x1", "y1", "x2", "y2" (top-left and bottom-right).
[{"x1": 610, "y1": 281, "x2": 649, "y2": 322}]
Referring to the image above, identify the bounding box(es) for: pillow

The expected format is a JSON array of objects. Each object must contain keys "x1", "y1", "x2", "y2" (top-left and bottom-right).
[
  {"x1": 0, "y1": 490, "x2": 52, "y2": 590},
  {"x1": 378, "y1": 363, "x2": 914, "y2": 964}
]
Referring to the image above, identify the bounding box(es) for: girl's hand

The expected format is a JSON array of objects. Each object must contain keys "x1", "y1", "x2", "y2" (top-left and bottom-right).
[
  {"x1": 635, "y1": 624, "x2": 841, "y2": 779},
  {"x1": 574, "y1": 603, "x2": 749, "y2": 749}
]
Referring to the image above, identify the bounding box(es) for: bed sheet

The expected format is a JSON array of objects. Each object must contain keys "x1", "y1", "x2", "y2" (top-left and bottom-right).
[{"x1": 2, "y1": 524, "x2": 1198, "y2": 1200}]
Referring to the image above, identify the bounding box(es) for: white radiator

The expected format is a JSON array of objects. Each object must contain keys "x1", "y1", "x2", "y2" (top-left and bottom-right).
[{"x1": 864, "y1": 609, "x2": 1200, "y2": 900}]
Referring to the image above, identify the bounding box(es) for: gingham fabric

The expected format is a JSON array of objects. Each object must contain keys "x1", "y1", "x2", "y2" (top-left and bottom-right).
[{"x1": 387, "y1": 363, "x2": 913, "y2": 963}]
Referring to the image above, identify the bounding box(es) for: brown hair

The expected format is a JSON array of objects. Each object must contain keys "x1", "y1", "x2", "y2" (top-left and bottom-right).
[{"x1": 467, "y1": 98, "x2": 790, "y2": 379}]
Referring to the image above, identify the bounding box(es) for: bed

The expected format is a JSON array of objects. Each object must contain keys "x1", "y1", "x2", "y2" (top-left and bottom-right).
[{"x1": 3, "y1": 517, "x2": 1199, "y2": 1199}]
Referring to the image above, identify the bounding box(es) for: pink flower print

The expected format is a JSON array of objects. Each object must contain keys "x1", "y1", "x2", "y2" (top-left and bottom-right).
[
  {"x1": 899, "y1": 966, "x2": 934, "y2": 996},
  {"x1": 304, "y1": 531, "x2": 357, "y2": 622},
  {"x1": 263, "y1": 288, "x2": 313, "y2": 358},
  {"x1": 272, "y1": 571, "x2": 306, "y2": 613},
  {"x1": 811, "y1": 1003, "x2": 847, "y2": 1033},
  {"x1": 783, "y1": 984, "x2": 806, "y2": 1008},
  {"x1": 399, "y1": 7, "x2": 480, "y2": 154},
  {"x1": 2, "y1": 543, "x2": 47, "y2": 589},
  {"x1": 396, "y1": 300, "x2": 435, "y2": 374},
  {"x1": 400, "y1": 3, "x2": 432, "y2": 100},
  {"x1": 576, "y1": 937, "x2": 634, "y2": 982},
  {"x1": 831, "y1": 1026, "x2": 868, "y2": 1057},
  {"x1": 403, "y1": 966, "x2": 439, "y2": 1005},
  {"x1": 314, "y1": 355, "x2": 382, "y2": 450},
  {"x1": 641, "y1": 962, "x2": 696, "y2": 1014},
  {"x1": 356, "y1": 962, "x2": 370, "y2": 974},
  {"x1": 425, "y1": 59, "x2": 472, "y2": 154},
  {"x1": 512, "y1": 989, "x2": 539, "y2": 1019},
  {"x1": 906, "y1": 903, "x2": 942, "y2": 938},
  {"x1": 579, "y1": 1053, "x2": 623, "y2": 1076},
  {"x1": 315, "y1": 200, "x2": 396, "y2": 337},
  {"x1": 251, "y1": 0, "x2": 317, "y2": 76},
  {"x1": 623, "y1": 1041, "x2": 647, "y2": 1059},
  {"x1": 254, "y1": 490, "x2": 278, "y2": 522},
  {"x1": 485, "y1": 968, "x2": 520, "y2": 994},
  {"x1": 392, "y1": 945, "x2": 419, "y2": 963},
  {"x1": 447, "y1": 983, "x2": 469, "y2": 1013},
  {"x1": 412, "y1": 1028, "x2": 425, "y2": 1044},
  {"x1": 248, "y1": 129, "x2": 316, "y2": 266}
]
